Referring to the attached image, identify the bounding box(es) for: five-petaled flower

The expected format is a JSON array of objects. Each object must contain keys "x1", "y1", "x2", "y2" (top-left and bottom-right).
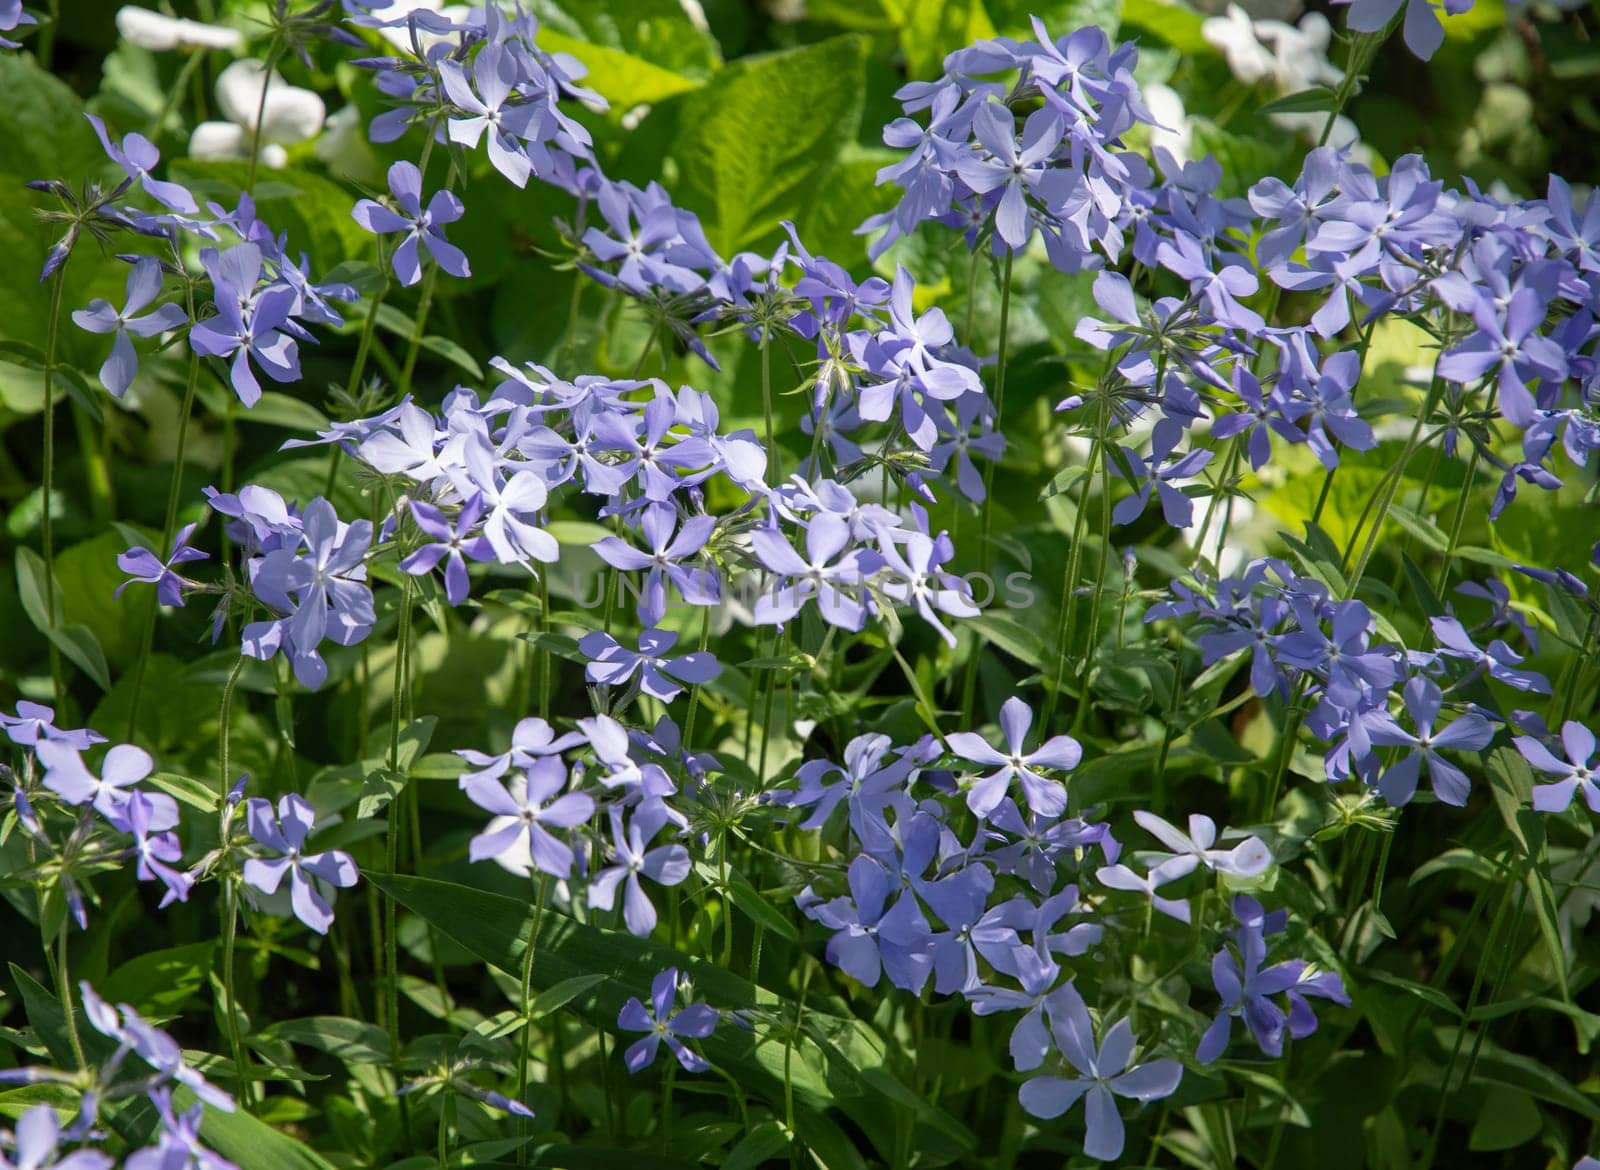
[
  {"x1": 617, "y1": 968, "x2": 719, "y2": 1073},
  {"x1": 243, "y1": 793, "x2": 360, "y2": 934},
  {"x1": 352, "y1": 160, "x2": 471, "y2": 287}
]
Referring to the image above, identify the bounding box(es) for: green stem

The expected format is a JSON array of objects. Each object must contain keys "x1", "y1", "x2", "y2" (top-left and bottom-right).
[
  {"x1": 221, "y1": 878, "x2": 254, "y2": 1110},
  {"x1": 245, "y1": 48, "x2": 281, "y2": 196},
  {"x1": 660, "y1": 1064, "x2": 676, "y2": 1154},
  {"x1": 144, "y1": 49, "x2": 207, "y2": 141},
  {"x1": 53, "y1": 927, "x2": 85, "y2": 1069},
  {"x1": 682, "y1": 605, "x2": 712, "y2": 749},
  {"x1": 761, "y1": 329, "x2": 781, "y2": 483},
  {"x1": 961, "y1": 249, "x2": 1015, "y2": 723},
  {"x1": 218, "y1": 653, "x2": 247, "y2": 799},
  {"x1": 1342, "y1": 380, "x2": 1444, "y2": 597},
  {"x1": 515, "y1": 874, "x2": 548, "y2": 1165},
  {"x1": 126, "y1": 344, "x2": 202, "y2": 739},
  {"x1": 1418, "y1": 865, "x2": 1522, "y2": 1170},
  {"x1": 437, "y1": 1091, "x2": 452, "y2": 1168},
  {"x1": 1044, "y1": 404, "x2": 1109, "y2": 729},
  {"x1": 1074, "y1": 412, "x2": 1117, "y2": 714},
  {"x1": 41, "y1": 263, "x2": 69, "y2": 711},
  {"x1": 386, "y1": 577, "x2": 417, "y2": 1132}
]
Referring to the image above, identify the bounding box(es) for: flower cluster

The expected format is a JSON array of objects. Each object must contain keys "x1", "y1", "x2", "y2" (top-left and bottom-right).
[
  {"x1": 0, "y1": 983, "x2": 236, "y2": 1169},
  {"x1": 3, "y1": 702, "x2": 196, "y2": 921}
]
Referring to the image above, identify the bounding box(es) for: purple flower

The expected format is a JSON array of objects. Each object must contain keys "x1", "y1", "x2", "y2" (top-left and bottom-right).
[
  {"x1": 618, "y1": 968, "x2": 718, "y2": 1074},
  {"x1": 463, "y1": 757, "x2": 594, "y2": 878},
  {"x1": 578, "y1": 627, "x2": 721, "y2": 702},
  {"x1": 588, "y1": 803, "x2": 691, "y2": 937},
  {"x1": 352, "y1": 160, "x2": 470, "y2": 287},
  {"x1": 1131, "y1": 810, "x2": 1271, "y2": 881},
  {"x1": 79, "y1": 982, "x2": 235, "y2": 1111},
  {"x1": 1364, "y1": 676, "x2": 1494, "y2": 806},
  {"x1": 248, "y1": 497, "x2": 375, "y2": 689},
  {"x1": 188, "y1": 243, "x2": 301, "y2": 407},
  {"x1": 34, "y1": 740, "x2": 153, "y2": 821},
  {"x1": 1018, "y1": 983, "x2": 1182, "y2": 1160},
  {"x1": 1520, "y1": 721, "x2": 1600, "y2": 815},
  {"x1": 1331, "y1": 0, "x2": 1468, "y2": 61},
  {"x1": 1, "y1": 701, "x2": 104, "y2": 750},
  {"x1": 0, "y1": 0, "x2": 37, "y2": 49},
  {"x1": 243, "y1": 794, "x2": 360, "y2": 935},
  {"x1": 1436, "y1": 286, "x2": 1566, "y2": 428},
  {"x1": 85, "y1": 113, "x2": 196, "y2": 213},
  {"x1": 456, "y1": 716, "x2": 584, "y2": 783},
  {"x1": 591, "y1": 502, "x2": 719, "y2": 626},
  {"x1": 0, "y1": 1105, "x2": 112, "y2": 1170},
  {"x1": 400, "y1": 495, "x2": 494, "y2": 605},
  {"x1": 107, "y1": 790, "x2": 193, "y2": 908},
  {"x1": 752, "y1": 514, "x2": 879, "y2": 631},
  {"x1": 70, "y1": 258, "x2": 188, "y2": 398},
  {"x1": 125, "y1": 1089, "x2": 233, "y2": 1170},
  {"x1": 1110, "y1": 419, "x2": 1214, "y2": 530},
  {"x1": 952, "y1": 104, "x2": 1063, "y2": 250},
  {"x1": 1156, "y1": 232, "x2": 1264, "y2": 333},
  {"x1": 439, "y1": 44, "x2": 535, "y2": 187},
  {"x1": 807, "y1": 854, "x2": 934, "y2": 993},
  {"x1": 778, "y1": 733, "x2": 914, "y2": 851},
  {"x1": 945, "y1": 696, "x2": 1081, "y2": 819},
  {"x1": 1196, "y1": 895, "x2": 1348, "y2": 1063},
  {"x1": 116, "y1": 522, "x2": 207, "y2": 607}
]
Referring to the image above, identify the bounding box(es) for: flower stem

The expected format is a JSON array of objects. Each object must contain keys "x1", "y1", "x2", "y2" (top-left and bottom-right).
[
  {"x1": 761, "y1": 329, "x2": 781, "y2": 483},
  {"x1": 245, "y1": 49, "x2": 280, "y2": 196},
  {"x1": 53, "y1": 926, "x2": 85, "y2": 1069},
  {"x1": 960, "y1": 248, "x2": 1015, "y2": 724},
  {"x1": 126, "y1": 341, "x2": 203, "y2": 739},
  {"x1": 41, "y1": 262, "x2": 69, "y2": 711},
  {"x1": 515, "y1": 874, "x2": 547, "y2": 1166},
  {"x1": 221, "y1": 877, "x2": 254, "y2": 1110},
  {"x1": 386, "y1": 576, "x2": 416, "y2": 1109}
]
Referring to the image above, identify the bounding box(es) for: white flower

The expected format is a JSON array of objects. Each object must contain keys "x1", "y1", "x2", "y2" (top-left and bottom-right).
[
  {"x1": 1257, "y1": 12, "x2": 1342, "y2": 92},
  {"x1": 215, "y1": 59, "x2": 326, "y2": 146},
  {"x1": 188, "y1": 121, "x2": 288, "y2": 169},
  {"x1": 1201, "y1": 4, "x2": 1275, "y2": 85},
  {"x1": 116, "y1": 6, "x2": 244, "y2": 52},
  {"x1": 1143, "y1": 82, "x2": 1192, "y2": 165},
  {"x1": 314, "y1": 104, "x2": 382, "y2": 184}
]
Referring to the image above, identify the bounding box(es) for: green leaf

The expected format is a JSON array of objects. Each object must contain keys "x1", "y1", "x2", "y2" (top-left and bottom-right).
[
  {"x1": 101, "y1": 943, "x2": 216, "y2": 1019},
  {"x1": 373, "y1": 305, "x2": 483, "y2": 380},
  {"x1": 666, "y1": 36, "x2": 867, "y2": 256},
  {"x1": 369, "y1": 873, "x2": 975, "y2": 1160},
  {"x1": 893, "y1": 0, "x2": 997, "y2": 82},
  {"x1": 187, "y1": 1089, "x2": 338, "y2": 1170},
  {"x1": 722, "y1": 1120, "x2": 792, "y2": 1170},
  {"x1": 1442, "y1": 1028, "x2": 1600, "y2": 1122},
  {"x1": 528, "y1": 0, "x2": 720, "y2": 105},
  {"x1": 964, "y1": 613, "x2": 1047, "y2": 670},
  {"x1": 256, "y1": 1016, "x2": 392, "y2": 1065},
  {"x1": 1257, "y1": 87, "x2": 1339, "y2": 116},
  {"x1": 527, "y1": 974, "x2": 608, "y2": 1018},
  {"x1": 1468, "y1": 1085, "x2": 1542, "y2": 1151},
  {"x1": 1360, "y1": 969, "x2": 1462, "y2": 1018},
  {"x1": 15, "y1": 547, "x2": 112, "y2": 690},
  {"x1": 718, "y1": 865, "x2": 800, "y2": 943}
]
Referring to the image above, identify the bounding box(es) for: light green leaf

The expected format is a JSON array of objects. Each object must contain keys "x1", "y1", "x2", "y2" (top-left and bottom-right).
[{"x1": 667, "y1": 36, "x2": 867, "y2": 256}]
